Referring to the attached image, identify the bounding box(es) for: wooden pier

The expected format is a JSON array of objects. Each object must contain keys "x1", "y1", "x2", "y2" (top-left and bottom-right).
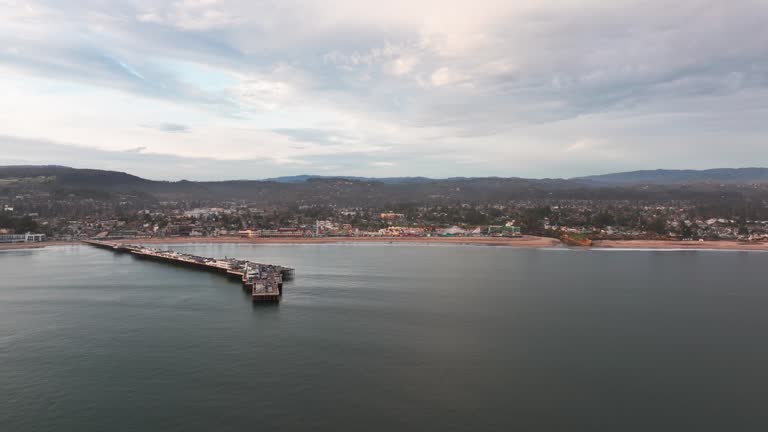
[{"x1": 83, "y1": 240, "x2": 294, "y2": 303}]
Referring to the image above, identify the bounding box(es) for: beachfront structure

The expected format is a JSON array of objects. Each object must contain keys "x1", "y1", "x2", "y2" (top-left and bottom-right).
[
  {"x1": 0, "y1": 232, "x2": 46, "y2": 243},
  {"x1": 437, "y1": 226, "x2": 468, "y2": 236},
  {"x1": 238, "y1": 228, "x2": 305, "y2": 238},
  {"x1": 380, "y1": 212, "x2": 405, "y2": 220},
  {"x1": 487, "y1": 224, "x2": 522, "y2": 237},
  {"x1": 378, "y1": 226, "x2": 426, "y2": 236}
]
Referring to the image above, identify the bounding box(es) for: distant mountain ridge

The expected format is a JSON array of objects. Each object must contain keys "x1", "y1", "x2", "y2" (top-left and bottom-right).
[
  {"x1": 573, "y1": 168, "x2": 768, "y2": 185},
  {"x1": 3, "y1": 165, "x2": 768, "y2": 206},
  {"x1": 267, "y1": 168, "x2": 768, "y2": 186},
  {"x1": 5, "y1": 165, "x2": 768, "y2": 186},
  {"x1": 263, "y1": 175, "x2": 448, "y2": 184}
]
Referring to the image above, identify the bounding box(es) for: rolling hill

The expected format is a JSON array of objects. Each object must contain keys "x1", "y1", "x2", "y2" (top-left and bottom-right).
[
  {"x1": 3, "y1": 165, "x2": 768, "y2": 206},
  {"x1": 573, "y1": 168, "x2": 768, "y2": 185}
]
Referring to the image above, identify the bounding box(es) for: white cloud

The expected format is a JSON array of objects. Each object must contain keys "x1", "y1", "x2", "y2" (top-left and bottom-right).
[
  {"x1": 429, "y1": 67, "x2": 468, "y2": 87},
  {"x1": 135, "y1": 0, "x2": 237, "y2": 30},
  {"x1": 234, "y1": 77, "x2": 295, "y2": 112},
  {"x1": 387, "y1": 55, "x2": 419, "y2": 76},
  {"x1": 1, "y1": 0, "x2": 768, "y2": 179},
  {"x1": 136, "y1": 12, "x2": 162, "y2": 24},
  {"x1": 565, "y1": 139, "x2": 597, "y2": 153}
]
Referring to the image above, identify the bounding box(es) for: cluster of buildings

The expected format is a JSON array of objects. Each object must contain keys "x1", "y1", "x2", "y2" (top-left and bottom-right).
[
  {"x1": 238, "y1": 227, "x2": 307, "y2": 237},
  {"x1": 674, "y1": 218, "x2": 768, "y2": 241},
  {"x1": 3, "y1": 185, "x2": 768, "y2": 243},
  {"x1": 545, "y1": 217, "x2": 768, "y2": 241},
  {"x1": 235, "y1": 223, "x2": 522, "y2": 239}
]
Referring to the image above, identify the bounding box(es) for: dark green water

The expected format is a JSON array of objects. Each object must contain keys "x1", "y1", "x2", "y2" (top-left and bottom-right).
[{"x1": 2, "y1": 244, "x2": 768, "y2": 431}]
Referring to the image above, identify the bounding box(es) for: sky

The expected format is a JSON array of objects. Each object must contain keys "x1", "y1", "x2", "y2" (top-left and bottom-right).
[{"x1": 1, "y1": 0, "x2": 768, "y2": 181}]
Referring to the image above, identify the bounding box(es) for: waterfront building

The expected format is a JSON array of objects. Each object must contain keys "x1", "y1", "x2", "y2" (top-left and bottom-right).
[
  {"x1": 380, "y1": 212, "x2": 405, "y2": 220},
  {"x1": 0, "y1": 232, "x2": 46, "y2": 243}
]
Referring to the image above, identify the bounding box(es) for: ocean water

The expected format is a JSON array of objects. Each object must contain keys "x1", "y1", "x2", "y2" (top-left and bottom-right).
[{"x1": 2, "y1": 244, "x2": 768, "y2": 431}]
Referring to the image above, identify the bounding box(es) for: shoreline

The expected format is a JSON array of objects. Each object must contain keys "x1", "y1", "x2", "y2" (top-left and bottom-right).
[
  {"x1": 0, "y1": 241, "x2": 79, "y2": 251},
  {"x1": 109, "y1": 235, "x2": 563, "y2": 248},
  {"x1": 110, "y1": 236, "x2": 768, "y2": 251},
  {"x1": 4, "y1": 237, "x2": 768, "y2": 252},
  {"x1": 592, "y1": 239, "x2": 768, "y2": 251}
]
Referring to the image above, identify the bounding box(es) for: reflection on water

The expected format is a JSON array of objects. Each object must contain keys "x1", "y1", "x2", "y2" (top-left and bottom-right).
[{"x1": 2, "y1": 244, "x2": 768, "y2": 431}]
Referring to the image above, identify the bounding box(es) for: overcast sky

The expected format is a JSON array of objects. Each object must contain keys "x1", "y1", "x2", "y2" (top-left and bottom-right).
[{"x1": 2, "y1": 0, "x2": 767, "y2": 180}]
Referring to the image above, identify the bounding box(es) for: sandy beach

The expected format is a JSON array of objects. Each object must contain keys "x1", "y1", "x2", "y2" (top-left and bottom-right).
[
  {"x1": 109, "y1": 235, "x2": 563, "y2": 248},
  {"x1": 593, "y1": 239, "x2": 768, "y2": 251},
  {"x1": 5, "y1": 237, "x2": 768, "y2": 252},
  {"x1": 0, "y1": 241, "x2": 79, "y2": 251},
  {"x1": 112, "y1": 236, "x2": 768, "y2": 251}
]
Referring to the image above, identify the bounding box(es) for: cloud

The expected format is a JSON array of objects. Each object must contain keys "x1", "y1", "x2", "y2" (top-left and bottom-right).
[
  {"x1": 387, "y1": 56, "x2": 419, "y2": 76},
  {"x1": 124, "y1": 146, "x2": 147, "y2": 153},
  {"x1": 135, "y1": 0, "x2": 239, "y2": 31},
  {"x1": 0, "y1": 134, "x2": 305, "y2": 180},
  {"x1": 1, "y1": 0, "x2": 768, "y2": 179},
  {"x1": 142, "y1": 123, "x2": 191, "y2": 133},
  {"x1": 270, "y1": 128, "x2": 362, "y2": 146},
  {"x1": 429, "y1": 67, "x2": 468, "y2": 87},
  {"x1": 371, "y1": 161, "x2": 396, "y2": 167}
]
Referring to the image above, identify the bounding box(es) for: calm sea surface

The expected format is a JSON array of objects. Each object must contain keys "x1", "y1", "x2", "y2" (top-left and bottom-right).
[{"x1": 2, "y1": 244, "x2": 768, "y2": 431}]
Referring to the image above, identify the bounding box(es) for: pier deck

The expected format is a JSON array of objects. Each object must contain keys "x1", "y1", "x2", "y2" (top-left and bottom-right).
[{"x1": 83, "y1": 240, "x2": 294, "y2": 303}]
